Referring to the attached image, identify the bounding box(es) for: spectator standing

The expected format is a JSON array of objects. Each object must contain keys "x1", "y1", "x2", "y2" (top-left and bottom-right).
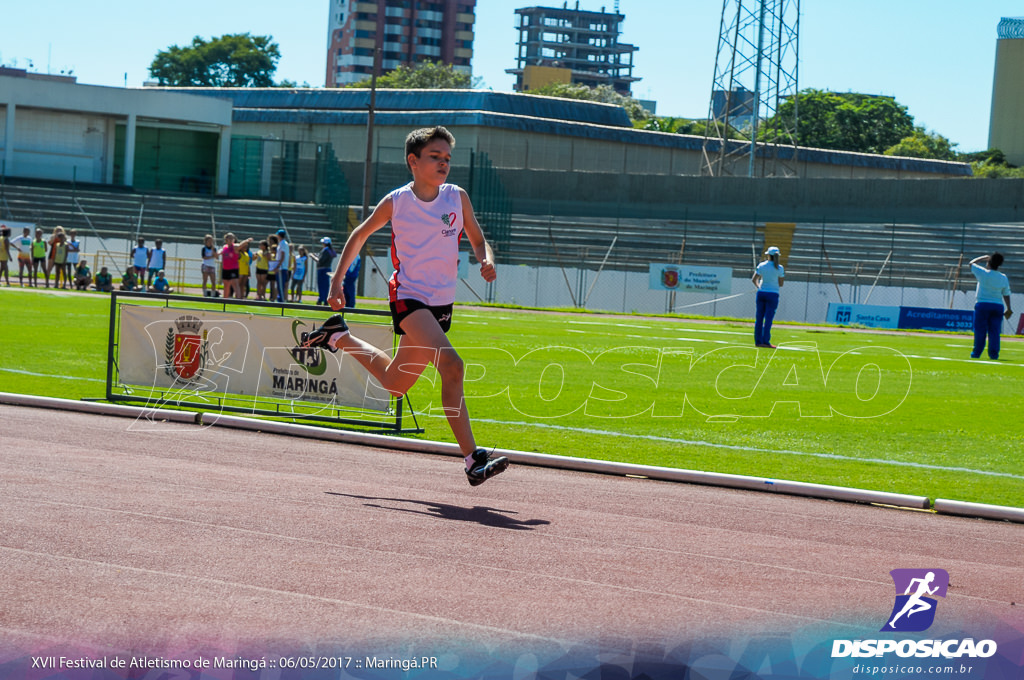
[
  {"x1": 53, "y1": 232, "x2": 69, "y2": 289},
  {"x1": 130, "y1": 237, "x2": 149, "y2": 280},
  {"x1": 314, "y1": 236, "x2": 337, "y2": 305},
  {"x1": 254, "y1": 240, "x2": 270, "y2": 300},
  {"x1": 220, "y1": 233, "x2": 253, "y2": 299},
  {"x1": 290, "y1": 246, "x2": 308, "y2": 302},
  {"x1": 147, "y1": 239, "x2": 166, "y2": 286},
  {"x1": 274, "y1": 228, "x2": 291, "y2": 302},
  {"x1": 238, "y1": 240, "x2": 253, "y2": 298},
  {"x1": 16, "y1": 227, "x2": 33, "y2": 286},
  {"x1": 0, "y1": 226, "x2": 11, "y2": 286},
  {"x1": 267, "y1": 239, "x2": 280, "y2": 302},
  {"x1": 66, "y1": 229, "x2": 81, "y2": 284},
  {"x1": 200, "y1": 234, "x2": 219, "y2": 297},
  {"x1": 752, "y1": 246, "x2": 785, "y2": 349},
  {"x1": 32, "y1": 228, "x2": 48, "y2": 287},
  {"x1": 969, "y1": 253, "x2": 1013, "y2": 360},
  {"x1": 342, "y1": 253, "x2": 362, "y2": 309}
]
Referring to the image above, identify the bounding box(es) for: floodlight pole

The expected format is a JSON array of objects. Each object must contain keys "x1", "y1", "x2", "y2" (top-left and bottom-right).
[
  {"x1": 747, "y1": 0, "x2": 768, "y2": 178},
  {"x1": 362, "y1": 43, "x2": 383, "y2": 220}
]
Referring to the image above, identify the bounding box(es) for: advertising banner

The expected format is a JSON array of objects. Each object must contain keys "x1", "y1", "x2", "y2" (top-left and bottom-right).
[
  {"x1": 649, "y1": 264, "x2": 733, "y2": 294},
  {"x1": 827, "y1": 303, "x2": 901, "y2": 329},
  {"x1": 898, "y1": 306, "x2": 974, "y2": 332},
  {"x1": 118, "y1": 305, "x2": 393, "y2": 412},
  {"x1": 829, "y1": 303, "x2": 976, "y2": 332}
]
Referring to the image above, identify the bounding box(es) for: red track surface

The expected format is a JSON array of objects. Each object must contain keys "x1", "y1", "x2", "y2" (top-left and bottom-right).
[{"x1": 1, "y1": 404, "x2": 1021, "y2": 659}]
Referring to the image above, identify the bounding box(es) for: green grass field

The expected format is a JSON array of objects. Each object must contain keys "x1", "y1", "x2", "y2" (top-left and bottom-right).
[{"x1": 1, "y1": 287, "x2": 1021, "y2": 508}]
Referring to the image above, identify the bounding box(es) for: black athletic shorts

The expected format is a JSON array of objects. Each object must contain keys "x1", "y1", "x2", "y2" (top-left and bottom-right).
[
  {"x1": 389, "y1": 299, "x2": 453, "y2": 335},
  {"x1": 222, "y1": 268, "x2": 239, "y2": 280}
]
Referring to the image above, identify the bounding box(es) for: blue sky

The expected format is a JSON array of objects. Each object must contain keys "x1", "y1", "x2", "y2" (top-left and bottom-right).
[{"x1": 1, "y1": 1, "x2": 1020, "y2": 152}]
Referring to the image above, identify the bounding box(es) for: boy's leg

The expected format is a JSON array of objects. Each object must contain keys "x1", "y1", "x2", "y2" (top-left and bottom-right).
[{"x1": 397, "y1": 310, "x2": 479, "y2": 455}]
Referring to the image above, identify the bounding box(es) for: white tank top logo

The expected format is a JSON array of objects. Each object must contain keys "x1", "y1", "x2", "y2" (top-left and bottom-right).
[
  {"x1": 441, "y1": 212, "x2": 458, "y2": 237},
  {"x1": 388, "y1": 182, "x2": 463, "y2": 305}
]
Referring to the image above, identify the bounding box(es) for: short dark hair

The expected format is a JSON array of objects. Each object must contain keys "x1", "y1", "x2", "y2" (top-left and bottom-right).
[
  {"x1": 990, "y1": 252, "x2": 1005, "y2": 270},
  {"x1": 405, "y1": 126, "x2": 455, "y2": 170}
]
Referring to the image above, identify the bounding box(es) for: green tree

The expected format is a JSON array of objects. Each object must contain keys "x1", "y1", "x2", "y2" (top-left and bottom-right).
[
  {"x1": 346, "y1": 61, "x2": 476, "y2": 89},
  {"x1": 150, "y1": 34, "x2": 281, "y2": 87},
  {"x1": 768, "y1": 89, "x2": 915, "y2": 154},
  {"x1": 884, "y1": 127, "x2": 957, "y2": 160},
  {"x1": 530, "y1": 82, "x2": 651, "y2": 124},
  {"x1": 639, "y1": 116, "x2": 746, "y2": 139},
  {"x1": 960, "y1": 148, "x2": 1024, "y2": 177}
]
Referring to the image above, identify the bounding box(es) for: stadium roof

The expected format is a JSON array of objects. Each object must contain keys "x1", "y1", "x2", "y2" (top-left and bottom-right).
[{"x1": 152, "y1": 87, "x2": 971, "y2": 176}]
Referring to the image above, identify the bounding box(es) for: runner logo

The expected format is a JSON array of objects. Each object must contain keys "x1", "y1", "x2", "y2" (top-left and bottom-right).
[{"x1": 882, "y1": 569, "x2": 949, "y2": 632}]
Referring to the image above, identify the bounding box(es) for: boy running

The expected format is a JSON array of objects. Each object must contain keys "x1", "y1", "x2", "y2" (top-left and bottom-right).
[{"x1": 300, "y1": 126, "x2": 508, "y2": 486}]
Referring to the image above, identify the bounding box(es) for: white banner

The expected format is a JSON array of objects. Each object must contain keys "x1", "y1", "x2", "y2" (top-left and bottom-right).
[
  {"x1": 649, "y1": 264, "x2": 733, "y2": 294},
  {"x1": 118, "y1": 305, "x2": 393, "y2": 412}
]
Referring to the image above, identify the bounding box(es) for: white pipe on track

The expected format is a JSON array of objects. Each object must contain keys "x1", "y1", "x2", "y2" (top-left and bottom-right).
[{"x1": 9, "y1": 393, "x2": 1022, "y2": 522}]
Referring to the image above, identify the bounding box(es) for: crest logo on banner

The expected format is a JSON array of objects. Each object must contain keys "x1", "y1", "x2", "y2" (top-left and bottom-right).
[
  {"x1": 661, "y1": 266, "x2": 680, "y2": 290},
  {"x1": 881, "y1": 568, "x2": 949, "y2": 632},
  {"x1": 165, "y1": 315, "x2": 206, "y2": 382}
]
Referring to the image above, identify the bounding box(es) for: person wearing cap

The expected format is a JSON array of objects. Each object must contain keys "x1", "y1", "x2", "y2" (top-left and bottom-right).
[
  {"x1": 752, "y1": 246, "x2": 785, "y2": 348},
  {"x1": 313, "y1": 236, "x2": 337, "y2": 305},
  {"x1": 273, "y1": 228, "x2": 291, "y2": 303},
  {"x1": 968, "y1": 252, "x2": 1013, "y2": 360}
]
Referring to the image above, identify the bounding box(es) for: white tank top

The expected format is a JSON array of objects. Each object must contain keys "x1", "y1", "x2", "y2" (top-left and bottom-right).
[{"x1": 387, "y1": 183, "x2": 463, "y2": 305}]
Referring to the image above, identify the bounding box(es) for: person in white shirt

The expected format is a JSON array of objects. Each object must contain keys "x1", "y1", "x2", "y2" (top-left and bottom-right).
[
  {"x1": 969, "y1": 253, "x2": 1013, "y2": 360},
  {"x1": 147, "y1": 238, "x2": 166, "y2": 286},
  {"x1": 131, "y1": 237, "x2": 149, "y2": 280},
  {"x1": 752, "y1": 246, "x2": 785, "y2": 348},
  {"x1": 274, "y1": 229, "x2": 290, "y2": 303},
  {"x1": 300, "y1": 126, "x2": 508, "y2": 486}
]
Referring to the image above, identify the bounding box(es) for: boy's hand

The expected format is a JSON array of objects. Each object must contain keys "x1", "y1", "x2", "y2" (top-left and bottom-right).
[
  {"x1": 327, "y1": 285, "x2": 347, "y2": 311},
  {"x1": 479, "y1": 259, "x2": 496, "y2": 283}
]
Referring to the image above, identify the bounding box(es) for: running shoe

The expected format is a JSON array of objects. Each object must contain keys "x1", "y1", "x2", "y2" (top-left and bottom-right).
[
  {"x1": 466, "y1": 448, "x2": 510, "y2": 486},
  {"x1": 300, "y1": 314, "x2": 348, "y2": 353}
]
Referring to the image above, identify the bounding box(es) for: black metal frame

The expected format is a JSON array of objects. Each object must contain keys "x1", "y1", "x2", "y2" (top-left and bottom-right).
[{"x1": 105, "y1": 291, "x2": 422, "y2": 434}]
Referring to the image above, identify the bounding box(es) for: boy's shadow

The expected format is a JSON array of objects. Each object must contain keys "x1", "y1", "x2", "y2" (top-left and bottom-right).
[{"x1": 326, "y1": 492, "x2": 551, "y2": 531}]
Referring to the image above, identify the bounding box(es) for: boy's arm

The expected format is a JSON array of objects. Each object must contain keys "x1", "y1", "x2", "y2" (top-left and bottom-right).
[
  {"x1": 459, "y1": 189, "x2": 496, "y2": 282},
  {"x1": 327, "y1": 197, "x2": 394, "y2": 307}
]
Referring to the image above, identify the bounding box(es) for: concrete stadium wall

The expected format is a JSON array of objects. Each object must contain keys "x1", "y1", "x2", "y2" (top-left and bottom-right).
[
  {"x1": 339, "y1": 160, "x2": 1024, "y2": 224},
  {"x1": 496, "y1": 171, "x2": 1024, "y2": 223}
]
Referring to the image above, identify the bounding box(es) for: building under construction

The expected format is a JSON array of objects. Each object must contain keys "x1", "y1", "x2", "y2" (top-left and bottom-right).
[{"x1": 507, "y1": 3, "x2": 638, "y2": 95}]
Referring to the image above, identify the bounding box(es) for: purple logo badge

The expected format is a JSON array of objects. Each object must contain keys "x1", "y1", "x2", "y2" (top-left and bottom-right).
[{"x1": 881, "y1": 569, "x2": 949, "y2": 632}]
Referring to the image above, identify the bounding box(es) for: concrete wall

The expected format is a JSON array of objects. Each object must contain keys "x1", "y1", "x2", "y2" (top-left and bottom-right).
[
  {"x1": 0, "y1": 75, "x2": 233, "y2": 191},
  {"x1": 496, "y1": 171, "x2": 1024, "y2": 223},
  {"x1": 336, "y1": 160, "x2": 1024, "y2": 224}
]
